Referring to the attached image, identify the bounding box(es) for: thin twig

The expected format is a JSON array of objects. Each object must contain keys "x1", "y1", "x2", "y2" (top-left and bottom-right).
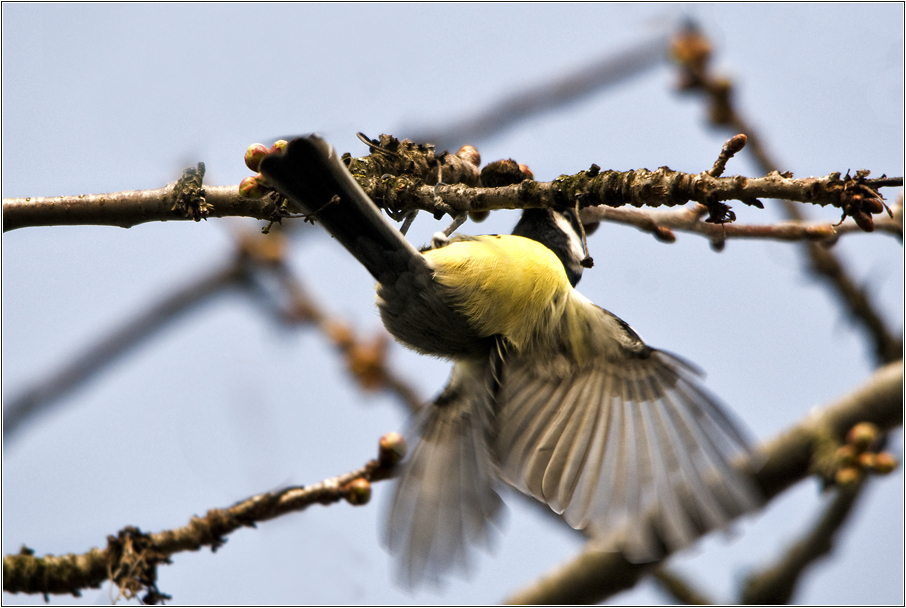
[
  {"x1": 407, "y1": 31, "x2": 671, "y2": 149},
  {"x1": 3, "y1": 230, "x2": 426, "y2": 439},
  {"x1": 583, "y1": 195, "x2": 903, "y2": 246},
  {"x1": 671, "y1": 22, "x2": 903, "y2": 365},
  {"x1": 2, "y1": 437, "x2": 402, "y2": 603},
  {"x1": 259, "y1": 240, "x2": 424, "y2": 413}
]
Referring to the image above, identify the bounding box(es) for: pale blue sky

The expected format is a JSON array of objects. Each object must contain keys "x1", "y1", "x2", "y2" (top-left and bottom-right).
[{"x1": 3, "y1": 4, "x2": 903, "y2": 604}]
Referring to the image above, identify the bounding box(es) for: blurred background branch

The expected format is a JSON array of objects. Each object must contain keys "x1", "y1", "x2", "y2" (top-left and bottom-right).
[
  {"x1": 11, "y1": 355, "x2": 896, "y2": 603},
  {"x1": 3, "y1": 230, "x2": 425, "y2": 440},
  {"x1": 3, "y1": 258, "x2": 248, "y2": 438},
  {"x1": 406, "y1": 31, "x2": 672, "y2": 150}
]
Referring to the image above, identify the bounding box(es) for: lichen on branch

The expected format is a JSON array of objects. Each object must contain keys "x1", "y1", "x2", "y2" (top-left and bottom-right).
[{"x1": 4, "y1": 134, "x2": 900, "y2": 233}]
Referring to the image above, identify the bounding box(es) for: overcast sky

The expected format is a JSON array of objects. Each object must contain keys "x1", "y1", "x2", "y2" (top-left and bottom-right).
[{"x1": 2, "y1": 4, "x2": 903, "y2": 605}]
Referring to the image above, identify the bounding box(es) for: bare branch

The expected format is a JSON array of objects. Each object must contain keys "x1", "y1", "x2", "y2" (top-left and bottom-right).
[
  {"x1": 2, "y1": 185, "x2": 277, "y2": 232},
  {"x1": 671, "y1": 23, "x2": 903, "y2": 364},
  {"x1": 504, "y1": 361, "x2": 903, "y2": 604},
  {"x1": 7, "y1": 158, "x2": 899, "y2": 234},
  {"x1": 407, "y1": 32, "x2": 671, "y2": 149},
  {"x1": 806, "y1": 238, "x2": 904, "y2": 364},
  {"x1": 739, "y1": 482, "x2": 866, "y2": 604},
  {"x1": 2, "y1": 436, "x2": 403, "y2": 603},
  {"x1": 708, "y1": 133, "x2": 749, "y2": 178},
  {"x1": 652, "y1": 567, "x2": 715, "y2": 605},
  {"x1": 583, "y1": 195, "x2": 903, "y2": 247},
  {"x1": 3, "y1": 258, "x2": 248, "y2": 439},
  {"x1": 384, "y1": 167, "x2": 900, "y2": 221},
  {"x1": 3, "y1": 231, "x2": 426, "y2": 440},
  {"x1": 258, "y1": 236, "x2": 425, "y2": 414}
]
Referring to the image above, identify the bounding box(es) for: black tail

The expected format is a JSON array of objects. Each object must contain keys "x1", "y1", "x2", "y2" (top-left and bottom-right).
[{"x1": 259, "y1": 135, "x2": 426, "y2": 284}]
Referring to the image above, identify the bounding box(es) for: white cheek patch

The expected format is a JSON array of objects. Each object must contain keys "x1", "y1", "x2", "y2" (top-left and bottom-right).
[{"x1": 553, "y1": 211, "x2": 585, "y2": 263}]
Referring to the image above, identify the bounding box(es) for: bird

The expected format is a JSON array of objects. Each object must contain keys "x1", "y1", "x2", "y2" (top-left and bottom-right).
[{"x1": 259, "y1": 135, "x2": 762, "y2": 587}]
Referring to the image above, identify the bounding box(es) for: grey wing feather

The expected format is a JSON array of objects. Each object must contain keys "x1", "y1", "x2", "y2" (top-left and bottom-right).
[
  {"x1": 495, "y1": 310, "x2": 762, "y2": 562},
  {"x1": 385, "y1": 359, "x2": 503, "y2": 588}
]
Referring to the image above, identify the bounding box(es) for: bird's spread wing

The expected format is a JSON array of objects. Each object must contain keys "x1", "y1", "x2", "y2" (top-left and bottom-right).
[
  {"x1": 494, "y1": 306, "x2": 762, "y2": 562},
  {"x1": 385, "y1": 358, "x2": 504, "y2": 588}
]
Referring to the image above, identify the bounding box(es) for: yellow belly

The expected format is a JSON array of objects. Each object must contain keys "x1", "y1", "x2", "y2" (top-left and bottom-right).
[{"x1": 424, "y1": 235, "x2": 573, "y2": 351}]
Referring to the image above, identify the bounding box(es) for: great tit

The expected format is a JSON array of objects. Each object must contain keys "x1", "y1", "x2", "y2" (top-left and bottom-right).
[{"x1": 259, "y1": 136, "x2": 761, "y2": 587}]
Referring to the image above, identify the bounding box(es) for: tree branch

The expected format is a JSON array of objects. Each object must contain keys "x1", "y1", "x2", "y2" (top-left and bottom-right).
[
  {"x1": 2, "y1": 184, "x2": 277, "y2": 232},
  {"x1": 2, "y1": 258, "x2": 249, "y2": 439},
  {"x1": 582, "y1": 193, "x2": 904, "y2": 247},
  {"x1": 5, "y1": 157, "x2": 900, "y2": 233},
  {"x1": 671, "y1": 23, "x2": 903, "y2": 365},
  {"x1": 377, "y1": 166, "x2": 899, "y2": 222},
  {"x1": 651, "y1": 567, "x2": 715, "y2": 605},
  {"x1": 3, "y1": 231, "x2": 425, "y2": 440},
  {"x1": 406, "y1": 31, "x2": 671, "y2": 150},
  {"x1": 503, "y1": 361, "x2": 903, "y2": 604},
  {"x1": 256, "y1": 235, "x2": 425, "y2": 414},
  {"x1": 739, "y1": 482, "x2": 866, "y2": 604},
  {"x1": 2, "y1": 435, "x2": 404, "y2": 603}
]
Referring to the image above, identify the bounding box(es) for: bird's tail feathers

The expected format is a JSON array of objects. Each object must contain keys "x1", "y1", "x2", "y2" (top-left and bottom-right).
[
  {"x1": 384, "y1": 358, "x2": 504, "y2": 588},
  {"x1": 259, "y1": 135, "x2": 425, "y2": 282}
]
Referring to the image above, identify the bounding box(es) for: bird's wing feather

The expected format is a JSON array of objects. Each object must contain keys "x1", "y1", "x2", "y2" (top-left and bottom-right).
[
  {"x1": 494, "y1": 306, "x2": 761, "y2": 562},
  {"x1": 385, "y1": 358, "x2": 503, "y2": 588}
]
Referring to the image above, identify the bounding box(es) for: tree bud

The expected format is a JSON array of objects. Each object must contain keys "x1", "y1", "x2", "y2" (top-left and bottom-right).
[
  {"x1": 456, "y1": 145, "x2": 480, "y2": 167},
  {"x1": 835, "y1": 466, "x2": 862, "y2": 488},
  {"x1": 238, "y1": 175, "x2": 266, "y2": 199},
  {"x1": 345, "y1": 478, "x2": 371, "y2": 506},
  {"x1": 847, "y1": 422, "x2": 879, "y2": 451},
  {"x1": 379, "y1": 432, "x2": 408, "y2": 466},
  {"x1": 244, "y1": 143, "x2": 270, "y2": 172}
]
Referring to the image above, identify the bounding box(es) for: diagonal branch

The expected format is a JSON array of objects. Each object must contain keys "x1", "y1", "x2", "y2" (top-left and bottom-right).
[
  {"x1": 651, "y1": 567, "x2": 716, "y2": 605},
  {"x1": 2, "y1": 258, "x2": 249, "y2": 439},
  {"x1": 739, "y1": 481, "x2": 866, "y2": 604},
  {"x1": 2, "y1": 435, "x2": 404, "y2": 603},
  {"x1": 407, "y1": 31, "x2": 671, "y2": 149},
  {"x1": 3, "y1": 231, "x2": 425, "y2": 440},
  {"x1": 256, "y1": 238, "x2": 425, "y2": 414}
]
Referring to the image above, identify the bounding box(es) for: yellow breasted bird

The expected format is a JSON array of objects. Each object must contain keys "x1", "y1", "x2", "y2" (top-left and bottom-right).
[{"x1": 259, "y1": 135, "x2": 761, "y2": 587}]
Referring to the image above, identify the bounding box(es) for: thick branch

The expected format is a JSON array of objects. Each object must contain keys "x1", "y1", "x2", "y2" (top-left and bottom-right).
[
  {"x1": 6, "y1": 165, "x2": 899, "y2": 233},
  {"x1": 2, "y1": 185, "x2": 277, "y2": 231},
  {"x1": 504, "y1": 361, "x2": 903, "y2": 604},
  {"x1": 651, "y1": 567, "x2": 715, "y2": 605}
]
